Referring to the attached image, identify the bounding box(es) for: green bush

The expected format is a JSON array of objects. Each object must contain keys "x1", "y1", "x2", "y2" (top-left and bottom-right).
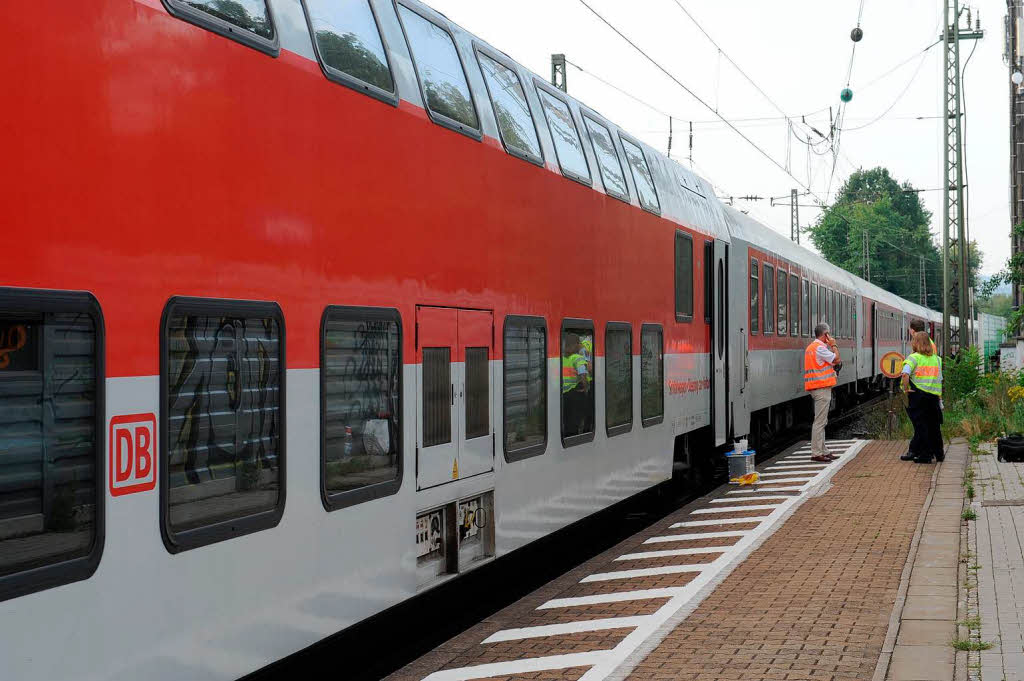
[{"x1": 946, "y1": 346, "x2": 982, "y2": 402}]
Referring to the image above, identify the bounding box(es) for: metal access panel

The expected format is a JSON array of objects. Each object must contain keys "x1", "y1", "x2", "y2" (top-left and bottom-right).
[
  {"x1": 457, "y1": 492, "x2": 494, "y2": 569},
  {"x1": 416, "y1": 505, "x2": 456, "y2": 586},
  {"x1": 416, "y1": 307, "x2": 494, "y2": 490},
  {"x1": 710, "y1": 240, "x2": 728, "y2": 445}
]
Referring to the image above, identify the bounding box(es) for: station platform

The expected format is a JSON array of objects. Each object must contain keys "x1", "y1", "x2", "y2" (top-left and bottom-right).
[{"x1": 384, "y1": 439, "x2": 973, "y2": 681}]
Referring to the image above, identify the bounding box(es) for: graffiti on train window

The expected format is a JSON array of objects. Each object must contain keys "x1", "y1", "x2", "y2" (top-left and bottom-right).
[
  {"x1": 322, "y1": 308, "x2": 401, "y2": 507},
  {"x1": 605, "y1": 323, "x2": 632, "y2": 436},
  {"x1": 163, "y1": 301, "x2": 283, "y2": 550},
  {"x1": 561, "y1": 323, "x2": 595, "y2": 445},
  {"x1": 641, "y1": 324, "x2": 664, "y2": 426},
  {"x1": 0, "y1": 308, "x2": 99, "y2": 586},
  {"x1": 503, "y1": 316, "x2": 547, "y2": 461}
]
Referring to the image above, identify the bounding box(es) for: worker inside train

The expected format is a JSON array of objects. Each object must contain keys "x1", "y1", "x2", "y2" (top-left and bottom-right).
[{"x1": 561, "y1": 331, "x2": 592, "y2": 438}]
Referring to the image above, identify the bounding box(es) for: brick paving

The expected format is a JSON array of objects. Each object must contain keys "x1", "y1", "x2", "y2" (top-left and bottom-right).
[{"x1": 628, "y1": 440, "x2": 932, "y2": 681}]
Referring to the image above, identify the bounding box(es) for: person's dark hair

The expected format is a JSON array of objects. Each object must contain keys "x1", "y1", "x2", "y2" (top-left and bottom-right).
[{"x1": 910, "y1": 319, "x2": 926, "y2": 333}]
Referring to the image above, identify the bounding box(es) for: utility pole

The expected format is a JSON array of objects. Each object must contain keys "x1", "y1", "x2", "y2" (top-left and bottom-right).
[
  {"x1": 790, "y1": 189, "x2": 800, "y2": 244},
  {"x1": 863, "y1": 230, "x2": 871, "y2": 281},
  {"x1": 1008, "y1": 1, "x2": 1024, "y2": 334},
  {"x1": 942, "y1": 0, "x2": 983, "y2": 358},
  {"x1": 551, "y1": 54, "x2": 567, "y2": 92},
  {"x1": 920, "y1": 255, "x2": 928, "y2": 307}
]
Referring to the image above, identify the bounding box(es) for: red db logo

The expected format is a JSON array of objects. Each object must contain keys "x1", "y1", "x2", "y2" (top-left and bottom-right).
[{"x1": 109, "y1": 413, "x2": 157, "y2": 496}]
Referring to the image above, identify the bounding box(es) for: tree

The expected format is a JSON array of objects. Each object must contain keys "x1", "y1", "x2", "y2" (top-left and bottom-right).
[{"x1": 807, "y1": 167, "x2": 981, "y2": 312}]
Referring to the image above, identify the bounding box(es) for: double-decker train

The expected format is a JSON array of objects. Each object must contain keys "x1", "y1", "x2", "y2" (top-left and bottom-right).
[{"x1": 0, "y1": 0, "x2": 956, "y2": 679}]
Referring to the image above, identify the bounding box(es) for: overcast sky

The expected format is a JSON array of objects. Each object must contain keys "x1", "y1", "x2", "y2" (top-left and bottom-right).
[{"x1": 429, "y1": 0, "x2": 1011, "y2": 276}]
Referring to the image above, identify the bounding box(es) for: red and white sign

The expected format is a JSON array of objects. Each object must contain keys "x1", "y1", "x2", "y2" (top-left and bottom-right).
[{"x1": 109, "y1": 413, "x2": 157, "y2": 496}]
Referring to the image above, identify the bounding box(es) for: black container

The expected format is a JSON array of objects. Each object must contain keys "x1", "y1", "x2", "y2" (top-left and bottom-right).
[{"x1": 997, "y1": 435, "x2": 1024, "y2": 462}]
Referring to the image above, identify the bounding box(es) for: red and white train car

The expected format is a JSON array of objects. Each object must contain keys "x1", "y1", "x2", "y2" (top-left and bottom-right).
[{"x1": 0, "y1": 1, "x2": 953, "y2": 679}]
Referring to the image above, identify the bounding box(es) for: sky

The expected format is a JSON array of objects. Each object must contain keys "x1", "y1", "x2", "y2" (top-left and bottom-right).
[{"x1": 427, "y1": 0, "x2": 1013, "y2": 276}]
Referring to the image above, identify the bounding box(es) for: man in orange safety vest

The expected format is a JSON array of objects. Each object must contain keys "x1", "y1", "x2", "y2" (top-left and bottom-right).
[{"x1": 804, "y1": 323, "x2": 841, "y2": 462}]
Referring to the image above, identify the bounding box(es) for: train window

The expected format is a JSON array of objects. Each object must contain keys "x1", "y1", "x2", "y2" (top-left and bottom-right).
[
  {"x1": 620, "y1": 136, "x2": 661, "y2": 213},
  {"x1": 303, "y1": 0, "x2": 396, "y2": 103},
  {"x1": 0, "y1": 289, "x2": 103, "y2": 602},
  {"x1": 163, "y1": 0, "x2": 278, "y2": 54},
  {"x1": 802, "y1": 279, "x2": 810, "y2": 336},
  {"x1": 476, "y1": 50, "x2": 543, "y2": 164},
  {"x1": 503, "y1": 316, "x2": 547, "y2": 462},
  {"x1": 396, "y1": 3, "x2": 480, "y2": 134},
  {"x1": 320, "y1": 306, "x2": 402, "y2": 511},
  {"x1": 816, "y1": 285, "x2": 824, "y2": 328},
  {"x1": 675, "y1": 231, "x2": 694, "y2": 322},
  {"x1": 640, "y1": 324, "x2": 664, "y2": 426},
  {"x1": 789, "y1": 274, "x2": 799, "y2": 337},
  {"x1": 763, "y1": 264, "x2": 775, "y2": 334},
  {"x1": 583, "y1": 116, "x2": 629, "y2": 201},
  {"x1": 704, "y1": 241, "x2": 713, "y2": 324},
  {"x1": 537, "y1": 86, "x2": 591, "y2": 184},
  {"x1": 161, "y1": 298, "x2": 284, "y2": 553},
  {"x1": 776, "y1": 268, "x2": 787, "y2": 336},
  {"x1": 561, "y1": 320, "x2": 595, "y2": 447},
  {"x1": 749, "y1": 259, "x2": 759, "y2": 335},
  {"x1": 605, "y1": 323, "x2": 632, "y2": 437}
]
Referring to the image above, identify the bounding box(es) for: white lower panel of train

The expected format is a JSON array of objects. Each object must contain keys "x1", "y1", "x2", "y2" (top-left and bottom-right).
[{"x1": 0, "y1": 354, "x2": 708, "y2": 681}]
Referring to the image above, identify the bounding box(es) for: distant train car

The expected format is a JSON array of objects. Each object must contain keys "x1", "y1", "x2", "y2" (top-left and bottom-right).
[{"x1": 0, "y1": 0, "x2": 962, "y2": 679}]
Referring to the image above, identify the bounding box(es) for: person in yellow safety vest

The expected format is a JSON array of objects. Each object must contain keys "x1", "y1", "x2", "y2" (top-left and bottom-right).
[
  {"x1": 579, "y1": 337, "x2": 594, "y2": 431},
  {"x1": 908, "y1": 319, "x2": 938, "y2": 355},
  {"x1": 804, "y1": 323, "x2": 841, "y2": 463},
  {"x1": 901, "y1": 331, "x2": 944, "y2": 464},
  {"x1": 561, "y1": 334, "x2": 590, "y2": 437}
]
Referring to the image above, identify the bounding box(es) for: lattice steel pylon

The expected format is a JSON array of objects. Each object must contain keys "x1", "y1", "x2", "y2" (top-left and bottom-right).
[
  {"x1": 790, "y1": 189, "x2": 799, "y2": 244},
  {"x1": 942, "y1": 0, "x2": 982, "y2": 358}
]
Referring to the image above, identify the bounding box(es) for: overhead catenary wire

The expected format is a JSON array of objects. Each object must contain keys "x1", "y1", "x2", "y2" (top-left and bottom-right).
[{"x1": 576, "y1": 0, "x2": 825, "y2": 204}]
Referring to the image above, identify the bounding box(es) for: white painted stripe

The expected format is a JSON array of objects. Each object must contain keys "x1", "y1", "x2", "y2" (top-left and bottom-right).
[
  {"x1": 482, "y1": 616, "x2": 651, "y2": 643},
  {"x1": 691, "y1": 504, "x2": 778, "y2": 514},
  {"x1": 726, "y1": 486, "x2": 805, "y2": 494},
  {"x1": 537, "y1": 588, "x2": 687, "y2": 609},
  {"x1": 765, "y1": 464, "x2": 829, "y2": 470},
  {"x1": 711, "y1": 495, "x2": 793, "y2": 503},
  {"x1": 581, "y1": 564, "x2": 708, "y2": 583},
  {"x1": 757, "y1": 471, "x2": 816, "y2": 478},
  {"x1": 615, "y1": 546, "x2": 730, "y2": 561},
  {"x1": 421, "y1": 651, "x2": 613, "y2": 681},
  {"x1": 671, "y1": 517, "x2": 765, "y2": 528},
  {"x1": 753, "y1": 477, "x2": 818, "y2": 485},
  {"x1": 644, "y1": 531, "x2": 747, "y2": 544}
]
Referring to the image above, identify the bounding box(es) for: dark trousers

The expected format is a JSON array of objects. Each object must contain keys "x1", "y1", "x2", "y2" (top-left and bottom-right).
[
  {"x1": 907, "y1": 389, "x2": 943, "y2": 462},
  {"x1": 562, "y1": 389, "x2": 588, "y2": 438}
]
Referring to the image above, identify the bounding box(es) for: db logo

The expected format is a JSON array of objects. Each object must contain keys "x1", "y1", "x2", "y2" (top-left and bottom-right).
[{"x1": 108, "y1": 413, "x2": 157, "y2": 496}]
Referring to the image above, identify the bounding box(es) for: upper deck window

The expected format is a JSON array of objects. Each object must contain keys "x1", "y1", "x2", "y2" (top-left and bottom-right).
[
  {"x1": 620, "y1": 137, "x2": 660, "y2": 213},
  {"x1": 396, "y1": 4, "x2": 479, "y2": 133},
  {"x1": 583, "y1": 117, "x2": 629, "y2": 201},
  {"x1": 163, "y1": 0, "x2": 278, "y2": 55},
  {"x1": 537, "y1": 87, "x2": 591, "y2": 183},
  {"x1": 303, "y1": 0, "x2": 395, "y2": 99},
  {"x1": 476, "y1": 52, "x2": 542, "y2": 162}
]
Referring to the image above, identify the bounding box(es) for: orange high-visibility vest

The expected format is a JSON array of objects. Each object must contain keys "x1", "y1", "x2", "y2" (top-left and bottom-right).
[{"x1": 804, "y1": 339, "x2": 837, "y2": 391}]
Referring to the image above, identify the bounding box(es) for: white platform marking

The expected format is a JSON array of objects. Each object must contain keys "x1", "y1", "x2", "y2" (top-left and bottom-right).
[
  {"x1": 753, "y1": 477, "x2": 819, "y2": 485},
  {"x1": 726, "y1": 486, "x2": 804, "y2": 494},
  {"x1": 765, "y1": 464, "x2": 829, "y2": 471},
  {"x1": 615, "y1": 546, "x2": 731, "y2": 561},
  {"x1": 482, "y1": 616, "x2": 651, "y2": 643},
  {"x1": 581, "y1": 563, "x2": 709, "y2": 583},
  {"x1": 691, "y1": 504, "x2": 779, "y2": 514},
  {"x1": 711, "y1": 495, "x2": 793, "y2": 503},
  {"x1": 422, "y1": 651, "x2": 613, "y2": 681},
  {"x1": 671, "y1": 517, "x2": 765, "y2": 528},
  {"x1": 643, "y1": 531, "x2": 747, "y2": 544},
  {"x1": 537, "y1": 588, "x2": 687, "y2": 610},
  {"x1": 757, "y1": 471, "x2": 816, "y2": 478}
]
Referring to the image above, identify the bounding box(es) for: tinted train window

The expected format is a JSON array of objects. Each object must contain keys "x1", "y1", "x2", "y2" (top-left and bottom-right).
[
  {"x1": 561, "y1": 320, "x2": 595, "y2": 446},
  {"x1": 749, "y1": 259, "x2": 759, "y2": 335},
  {"x1": 621, "y1": 137, "x2": 660, "y2": 213},
  {"x1": 164, "y1": 0, "x2": 277, "y2": 54},
  {"x1": 396, "y1": 4, "x2": 479, "y2": 131},
  {"x1": 802, "y1": 279, "x2": 810, "y2": 336},
  {"x1": 304, "y1": 0, "x2": 394, "y2": 96},
  {"x1": 477, "y1": 52, "x2": 542, "y2": 162},
  {"x1": 321, "y1": 307, "x2": 401, "y2": 510},
  {"x1": 675, "y1": 231, "x2": 693, "y2": 322},
  {"x1": 776, "y1": 268, "x2": 787, "y2": 336},
  {"x1": 0, "y1": 290, "x2": 103, "y2": 601},
  {"x1": 504, "y1": 316, "x2": 547, "y2": 461},
  {"x1": 162, "y1": 298, "x2": 284, "y2": 553},
  {"x1": 763, "y1": 264, "x2": 775, "y2": 334},
  {"x1": 640, "y1": 324, "x2": 664, "y2": 426},
  {"x1": 583, "y1": 117, "x2": 628, "y2": 200},
  {"x1": 810, "y1": 282, "x2": 818, "y2": 329},
  {"x1": 605, "y1": 323, "x2": 632, "y2": 436},
  {"x1": 537, "y1": 88, "x2": 590, "y2": 182},
  {"x1": 790, "y1": 274, "x2": 799, "y2": 337},
  {"x1": 704, "y1": 242, "x2": 713, "y2": 324},
  {"x1": 818, "y1": 286, "x2": 825, "y2": 328}
]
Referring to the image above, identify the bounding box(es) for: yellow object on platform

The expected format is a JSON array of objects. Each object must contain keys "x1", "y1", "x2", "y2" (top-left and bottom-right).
[{"x1": 730, "y1": 472, "x2": 760, "y2": 486}]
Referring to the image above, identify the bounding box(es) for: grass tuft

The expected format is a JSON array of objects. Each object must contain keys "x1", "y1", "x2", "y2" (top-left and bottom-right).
[
  {"x1": 951, "y1": 639, "x2": 994, "y2": 651},
  {"x1": 962, "y1": 508, "x2": 977, "y2": 521}
]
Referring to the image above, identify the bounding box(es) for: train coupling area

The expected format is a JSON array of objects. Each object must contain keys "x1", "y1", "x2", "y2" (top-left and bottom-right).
[{"x1": 384, "y1": 439, "x2": 970, "y2": 681}]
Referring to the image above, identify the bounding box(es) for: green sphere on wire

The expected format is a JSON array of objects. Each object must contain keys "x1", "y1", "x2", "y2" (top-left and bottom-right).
[{"x1": 840, "y1": 88, "x2": 853, "y2": 103}]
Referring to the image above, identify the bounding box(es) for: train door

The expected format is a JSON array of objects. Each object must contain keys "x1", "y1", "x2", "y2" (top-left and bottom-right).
[
  {"x1": 416, "y1": 307, "x2": 494, "y2": 490},
  {"x1": 710, "y1": 240, "x2": 728, "y2": 446}
]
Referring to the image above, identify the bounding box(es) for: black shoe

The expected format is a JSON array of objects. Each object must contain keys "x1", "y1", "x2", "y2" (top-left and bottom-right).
[
  {"x1": 914, "y1": 457, "x2": 933, "y2": 464},
  {"x1": 935, "y1": 454, "x2": 945, "y2": 462},
  {"x1": 900, "y1": 452, "x2": 915, "y2": 461}
]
